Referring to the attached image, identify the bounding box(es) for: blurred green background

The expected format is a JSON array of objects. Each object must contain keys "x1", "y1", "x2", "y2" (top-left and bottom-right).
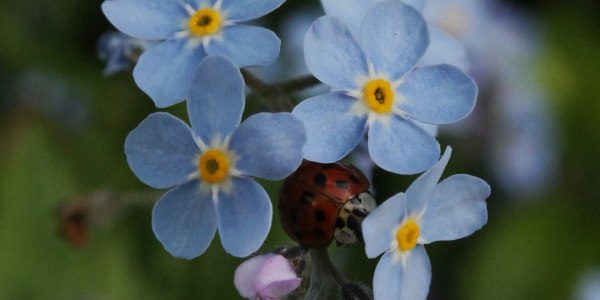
[{"x1": 1, "y1": 0, "x2": 599, "y2": 299}]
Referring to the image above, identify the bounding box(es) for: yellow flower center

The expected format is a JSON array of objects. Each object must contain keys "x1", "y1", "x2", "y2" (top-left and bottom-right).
[
  {"x1": 188, "y1": 8, "x2": 221, "y2": 36},
  {"x1": 198, "y1": 149, "x2": 230, "y2": 184},
  {"x1": 362, "y1": 79, "x2": 394, "y2": 114},
  {"x1": 396, "y1": 219, "x2": 420, "y2": 252}
]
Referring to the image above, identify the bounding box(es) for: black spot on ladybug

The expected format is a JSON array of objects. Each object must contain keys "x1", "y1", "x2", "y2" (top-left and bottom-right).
[
  {"x1": 300, "y1": 191, "x2": 316, "y2": 204},
  {"x1": 313, "y1": 227, "x2": 325, "y2": 236},
  {"x1": 322, "y1": 163, "x2": 336, "y2": 169},
  {"x1": 351, "y1": 209, "x2": 367, "y2": 218},
  {"x1": 289, "y1": 208, "x2": 299, "y2": 223},
  {"x1": 335, "y1": 180, "x2": 349, "y2": 189},
  {"x1": 295, "y1": 231, "x2": 304, "y2": 241},
  {"x1": 314, "y1": 210, "x2": 326, "y2": 222},
  {"x1": 335, "y1": 217, "x2": 345, "y2": 229},
  {"x1": 313, "y1": 173, "x2": 327, "y2": 187},
  {"x1": 347, "y1": 216, "x2": 359, "y2": 232}
]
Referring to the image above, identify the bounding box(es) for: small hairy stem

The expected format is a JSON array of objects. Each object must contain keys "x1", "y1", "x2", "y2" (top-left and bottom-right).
[
  {"x1": 241, "y1": 69, "x2": 294, "y2": 112},
  {"x1": 304, "y1": 248, "x2": 347, "y2": 300}
]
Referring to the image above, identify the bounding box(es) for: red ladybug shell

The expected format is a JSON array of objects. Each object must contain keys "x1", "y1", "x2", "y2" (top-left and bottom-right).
[{"x1": 278, "y1": 160, "x2": 370, "y2": 248}]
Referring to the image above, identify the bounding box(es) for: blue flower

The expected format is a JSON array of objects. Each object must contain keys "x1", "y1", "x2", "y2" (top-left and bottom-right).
[
  {"x1": 489, "y1": 68, "x2": 557, "y2": 198},
  {"x1": 97, "y1": 31, "x2": 156, "y2": 76},
  {"x1": 361, "y1": 147, "x2": 490, "y2": 299},
  {"x1": 124, "y1": 56, "x2": 306, "y2": 259},
  {"x1": 102, "y1": 0, "x2": 284, "y2": 107},
  {"x1": 319, "y1": 0, "x2": 470, "y2": 70},
  {"x1": 293, "y1": 0, "x2": 477, "y2": 174}
]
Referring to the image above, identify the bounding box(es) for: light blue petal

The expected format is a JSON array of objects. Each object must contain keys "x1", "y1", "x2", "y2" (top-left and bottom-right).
[
  {"x1": 368, "y1": 117, "x2": 440, "y2": 175},
  {"x1": 420, "y1": 174, "x2": 490, "y2": 243},
  {"x1": 320, "y1": 0, "x2": 371, "y2": 37},
  {"x1": 220, "y1": 0, "x2": 285, "y2": 22},
  {"x1": 320, "y1": 0, "x2": 424, "y2": 36},
  {"x1": 413, "y1": 120, "x2": 438, "y2": 137},
  {"x1": 360, "y1": 1, "x2": 428, "y2": 80},
  {"x1": 304, "y1": 16, "x2": 368, "y2": 90},
  {"x1": 373, "y1": 246, "x2": 431, "y2": 300},
  {"x1": 229, "y1": 113, "x2": 306, "y2": 180},
  {"x1": 362, "y1": 193, "x2": 406, "y2": 258},
  {"x1": 217, "y1": 178, "x2": 272, "y2": 257},
  {"x1": 292, "y1": 92, "x2": 367, "y2": 163},
  {"x1": 419, "y1": 27, "x2": 470, "y2": 71},
  {"x1": 404, "y1": 147, "x2": 451, "y2": 214},
  {"x1": 152, "y1": 180, "x2": 217, "y2": 259},
  {"x1": 101, "y1": 0, "x2": 186, "y2": 40},
  {"x1": 399, "y1": 64, "x2": 478, "y2": 124},
  {"x1": 133, "y1": 38, "x2": 206, "y2": 108},
  {"x1": 403, "y1": 0, "x2": 425, "y2": 11},
  {"x1": 187, "y1": 56, "x2": 244, "y2": 142},
  {"x1": 125, "y1": 112, "x2": 198, "y2": 189},
  {"x1": 205, "y1": 25, "x2": 280, "y2": 67}
]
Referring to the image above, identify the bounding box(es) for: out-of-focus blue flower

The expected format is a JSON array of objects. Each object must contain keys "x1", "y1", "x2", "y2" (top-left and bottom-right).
[
  {"x1": 320, "y1": 0, "x2": 470, "y2": 71},
  {"x1": 12, "y1": 70, "x2": 90, "y2": 132},
  {"x1": 362, "y1": 147, "x2": 490, "y2": 299},
  {"x1": 491, "y1": 12, "x2": 558, "y2": 198},
  {"x1": 575, "y1": 268, "x2": 600, "y2": 300},
  {"x1": 293, "y1": 0, "x2": 477, "y2": 175},
  {"x1": 488, "y1": 68, "x2": 558, "y2": 197},
  {"x1": 124, "y1": 56, "x2": 306, "y2": 259},
  {"x1": 97, "y1": 31, "x2": 157, "y2": 76},
  {"x1": 234, "y1": 254, "x2": 301, "y2": 300},
  {"x1": 433, "y1": 1, "x2": 559, "y2": 198},
  {"x1": 248, "y1": 7, "x2": 329, "y2": 99},
  {"x1": 250, "y1": 8, "x2": 319, "y2": 83},
  {"x1": 102, "y1": 0, "x2": 284, "y2": 107}
]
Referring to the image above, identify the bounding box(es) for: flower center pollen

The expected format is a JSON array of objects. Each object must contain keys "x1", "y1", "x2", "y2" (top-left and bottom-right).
[
  {"x1": 396, "y1": 219, "x2": 419, "y2": 252},
  {"x1": 199, "y1": 149, "x2": 230, "y2": 184},
  {"x1": 188, "y1": 8, "x2": 221, "y2": 36},
  {"x1": 362, "y1": 79, "x2": 394, "y2": 114}
]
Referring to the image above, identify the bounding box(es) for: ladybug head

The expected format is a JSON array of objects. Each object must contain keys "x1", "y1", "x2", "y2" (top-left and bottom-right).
[{"x1": 334, "y1": 191, "x2": 376, "y2": 247}]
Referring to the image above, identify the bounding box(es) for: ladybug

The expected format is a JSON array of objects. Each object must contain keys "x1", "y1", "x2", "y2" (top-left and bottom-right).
[{"x1": 278, "y1": 160, "x2": 377, "y2": 248}]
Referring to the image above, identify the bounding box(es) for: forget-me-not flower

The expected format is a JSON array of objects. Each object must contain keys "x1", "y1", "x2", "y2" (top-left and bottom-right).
[
  {"x1": 293, "y1": 0, "x2": 477, "y2": 175},
  {"x1": 102, "y1": 0, "x2": 284, "y2": 107},
  {"x1": 320, "y1": 0, "x2": 470, "y2": 70},
  {"x1": 124, "y1": 56, "x2": 306, "y2": 259},
  {"x1": 97, "y1": 31, "x2": 156, "y2": 76},
  {"x1": 489, "y1": 68, "x2": 557, "y2": 198},
  {"x1": 362, "y1": 147, "x2": 490, "y2": 299}
]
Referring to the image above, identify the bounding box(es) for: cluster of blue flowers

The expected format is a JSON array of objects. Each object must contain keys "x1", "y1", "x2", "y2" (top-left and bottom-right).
[{"x1": 102, "y1": 0, "x2": 491, "y2": 299}]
